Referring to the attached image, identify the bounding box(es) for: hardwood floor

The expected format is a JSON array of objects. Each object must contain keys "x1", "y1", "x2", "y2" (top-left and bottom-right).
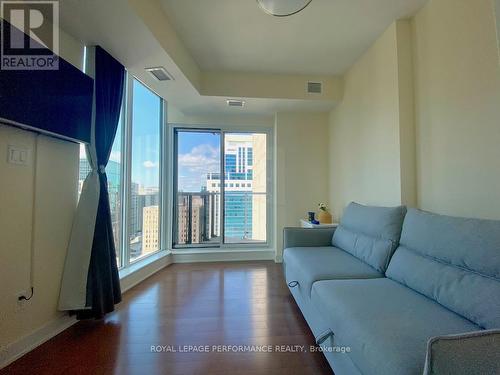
[{"x1": 3, "y1": 261, "x2": 332, "y2": 375}]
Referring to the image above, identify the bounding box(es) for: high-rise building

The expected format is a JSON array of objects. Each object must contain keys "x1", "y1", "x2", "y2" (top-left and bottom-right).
[
  {"x1": 142, "y1": 205, "x2": 159, "y2": 254},
  {"x1": 130, "y1": 188, "x2": 159, "y2": 259},
  {"x1": 225, "y1": 134, "x2": 253, "y2": 242},
  {"x1": 251, "y1": 133, "x2": 267, "y2": 242},
  {"x1": 206, "y1": 133, "x2": 267, "y2": 243},
  {"x1": 176, "y1": 194, "x2": 204, "y2": 244}
]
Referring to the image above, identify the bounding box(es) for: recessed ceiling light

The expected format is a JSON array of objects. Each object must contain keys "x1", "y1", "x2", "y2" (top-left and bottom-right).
[
  {"x1": 145, "y1": 66, "x2": 174, "y2": 81},
  {"x1": 226, "y1": 99, "x2": 245, "y2": 107}
]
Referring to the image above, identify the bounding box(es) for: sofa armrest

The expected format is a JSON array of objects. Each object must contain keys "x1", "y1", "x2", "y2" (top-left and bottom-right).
[
  {"x1": 283, "y1": 227, "x2": 336, "y2": 249},
  {"x1": 423, "y1": 329, "x2": 500, "y2": 375}
]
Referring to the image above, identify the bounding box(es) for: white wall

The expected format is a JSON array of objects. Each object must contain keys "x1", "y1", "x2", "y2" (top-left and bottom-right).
[
  {"x1": 328, "y1": 0, "x2": 500, "y2": 221},
  {"x1": 0, "y1": 28, "x2": 84, "y2": 363},
  {"x1": 412, "y1": 0, "x2": 500, "y2": 219},
  {"x1": 328, "y1": 22, "x2": 416, "y2": 220},
  {"x1": 275, "y1": 112, "x2": 330, "y2": 260}
]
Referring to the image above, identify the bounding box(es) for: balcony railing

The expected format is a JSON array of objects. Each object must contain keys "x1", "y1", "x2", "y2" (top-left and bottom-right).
[
  {"x1": 174, "y1": 191, "x2": 266, "y2": 246},
  {"x1": 175, "y1": 192, "x2": 220, "y2": 246}
]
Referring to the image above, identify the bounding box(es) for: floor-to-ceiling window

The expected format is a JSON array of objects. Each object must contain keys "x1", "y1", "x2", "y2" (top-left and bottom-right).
[
  {"x1": 173, "y1": 128, "x2": 270, "y2": 249},
  {"x1": 78, "y1": 74, "x2": 165, "y2": 270},
  {"x1": 129, "y1": 79, "x2": 162, "y2": 262},
  {"x1": 78, "y1": 74, "x2": 273, "y2": 267}
]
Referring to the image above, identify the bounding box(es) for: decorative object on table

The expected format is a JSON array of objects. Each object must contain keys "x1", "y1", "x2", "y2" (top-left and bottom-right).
[
  {"x1": 318, "y1": 202, "x2": 333, "y2": 224},
  {"x1": 307, "y1": 211, "x2": 316, "y2": 222},
  {"x1": 256, "y1": 0, "x2": 313, "y2": 17}
]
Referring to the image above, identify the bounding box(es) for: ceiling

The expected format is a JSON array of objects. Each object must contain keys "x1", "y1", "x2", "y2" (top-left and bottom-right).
[
  {"x1": 58, "y1": 0, "x2": 427, "y2": 118},
  {"x1": 161, "y1": 0, "x2": 427, "y2": 75}
]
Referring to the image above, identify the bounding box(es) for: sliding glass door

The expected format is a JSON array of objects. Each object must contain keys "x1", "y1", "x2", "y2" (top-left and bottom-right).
[
  {"x1": 223, "y1": 133, "x2": 267, "y2": 244},
  {"x1": 173, "y1": 128, "x2": 268, "y2": 249},
  {"x1": 173, "y1": 129, "x2": 222, "y2": 247}
]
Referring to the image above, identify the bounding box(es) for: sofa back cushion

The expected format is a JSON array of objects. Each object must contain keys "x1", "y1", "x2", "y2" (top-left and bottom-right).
[
  {"x1": 332, "y1": 202, "x2": 406, "y2": 272},
  {"x1": 387, "y1": 209, "x2": 500, "y2": 329}
]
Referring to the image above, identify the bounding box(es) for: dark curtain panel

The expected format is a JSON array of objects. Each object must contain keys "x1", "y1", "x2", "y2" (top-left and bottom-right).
[{"x1": 77, "y1": 46, "x2": 125, "y2": 319}]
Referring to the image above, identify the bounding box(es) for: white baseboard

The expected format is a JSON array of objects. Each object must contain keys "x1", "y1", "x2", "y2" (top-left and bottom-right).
[
  {"x1": 0, "y1": 313, "x2": 77, "y2": 369},
  {"x1": 172, "y1": 250, "x2": 275, "y2": 263},
  {"x1": 0, "y1": 252, "x2": 173, "y2": 370},
  {"x1": 120, "y1": 252, "x2": 173, "y2": 293},
  {"x1": 1, "y1": 250, "x2": 275, "y2": 369}
]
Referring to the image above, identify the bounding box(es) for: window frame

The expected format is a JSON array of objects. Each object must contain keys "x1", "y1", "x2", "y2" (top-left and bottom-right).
[
  {"x1": 170, "y1": 123, "x2": 274, "y2": 251},
  {"x1": 172, "y1": 127, "x2": 223, "y2": 249},
  {"x1": 117, "y1": 73, "x2": 167, "y2": 268},
  {"x1": 115, "y1": 84, "x2": 127, "y2": 270},
  {"x1": 125, "y1": 76, "x2": 165, "y2": 265}
]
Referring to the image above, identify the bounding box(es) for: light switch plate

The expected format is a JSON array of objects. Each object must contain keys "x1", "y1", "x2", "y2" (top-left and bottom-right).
[{"x1": 7, "y1": 145, "x2": 30, "y2": 166}]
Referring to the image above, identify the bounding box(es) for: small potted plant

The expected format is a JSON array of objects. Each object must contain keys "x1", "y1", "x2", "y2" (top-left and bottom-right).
[{"x1": 318, "y1": 202, "x2": 332, "y2": 224}]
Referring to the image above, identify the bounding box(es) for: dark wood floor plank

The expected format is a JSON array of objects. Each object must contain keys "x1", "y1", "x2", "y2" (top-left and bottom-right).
[{"x1": 2, "y1": 261, "x2": 332, "y2": 375}]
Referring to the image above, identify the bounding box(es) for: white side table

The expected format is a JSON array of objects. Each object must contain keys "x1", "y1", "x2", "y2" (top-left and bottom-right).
[{"x1": 300, "y1": 219, "x2": 339, "y2": 229}]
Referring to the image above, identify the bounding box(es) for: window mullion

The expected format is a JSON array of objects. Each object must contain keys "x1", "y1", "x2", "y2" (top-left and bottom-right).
[
  {"x1": 117, "y1": 81, "x2": 126, "y2": 269},
  {"x1": 159, "y1": 99, "x2": 168, "y2": 252},
  {"x1": 220, "y1": 131, "x2": 226, "y2": 246},
  {"x1": 122, "y1": 72, "x2": 134, "y2": 268}
]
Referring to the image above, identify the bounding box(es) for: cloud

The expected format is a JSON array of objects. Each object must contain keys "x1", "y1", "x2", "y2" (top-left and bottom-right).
[
  {"x1": 177, "y1": 144, "x2": 220, "y2": 191},
  {"x1": 143, "y1": 160, "x2": 159, "y2": 168},
  {"x1": 178, "y1": 144, "x2": 220, "y2": 173}
]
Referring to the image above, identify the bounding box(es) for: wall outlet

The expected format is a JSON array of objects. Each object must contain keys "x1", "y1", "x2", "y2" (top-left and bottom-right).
[
  {"x1": 15, "y1": 291, "x2": 30, "y2": 312},
  {"x1": 16, "y1": 290, "x2": 28, "y2": 299}
]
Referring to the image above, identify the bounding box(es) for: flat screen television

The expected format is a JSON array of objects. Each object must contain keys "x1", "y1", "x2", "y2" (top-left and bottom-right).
[{"x1": 0, "y1": 22, "x2": 93, "y2": 143}]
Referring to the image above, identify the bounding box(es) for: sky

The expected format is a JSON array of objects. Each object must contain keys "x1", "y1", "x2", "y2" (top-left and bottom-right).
[
  {"x1": 177, "y1": 132, "x2": 220, "y2": 192},
  {"x1": 79, "y1": 79, "x2": 229, "y2": 192},
  {"x1": 130, "y1": 79, "x2": 161, "y2": 188},
  {"x1": 80, "y1": 80, "x2": 221, "y2": 192}
]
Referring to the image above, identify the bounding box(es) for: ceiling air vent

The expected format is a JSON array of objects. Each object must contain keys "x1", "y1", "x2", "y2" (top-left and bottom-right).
[
  {"x1": 226, "y1": 99, "x2": 245, "y2": 107},
  {"x1": 307, "y1": 81, "x2": 322, "y2": 94},
  {"x1": 145, "y1": 66, "x2": 174, "y2": 81}
]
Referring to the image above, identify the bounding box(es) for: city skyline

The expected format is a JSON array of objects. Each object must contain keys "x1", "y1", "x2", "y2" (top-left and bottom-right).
[
  {"x1": 80, "y1": 133, "x2": 223, "y2": 192},
  {"x1": 175, "y1": 132, "x2": 266, "y2": 245},
  {"x1": 79, "y1": 132, "x2": 266, "y2": 256}
]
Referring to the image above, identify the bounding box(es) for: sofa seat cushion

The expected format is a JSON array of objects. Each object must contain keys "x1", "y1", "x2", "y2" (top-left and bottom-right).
[
  {"x1": 311, "y1": 278, "x2": 479, "y2": 375},
  {"x1": 283, "y1": 246, "x2": 382, "y2": 300}
]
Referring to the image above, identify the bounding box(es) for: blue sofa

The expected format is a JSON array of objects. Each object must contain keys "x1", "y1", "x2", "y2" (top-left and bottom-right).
[{"x1": 283, "y1": 203, "x2": 500, "y2": 375}]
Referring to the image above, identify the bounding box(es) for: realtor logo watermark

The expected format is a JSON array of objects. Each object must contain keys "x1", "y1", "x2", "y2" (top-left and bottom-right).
[{"x1": 1, "y1": 0, "x2": 59, "y2": 70}]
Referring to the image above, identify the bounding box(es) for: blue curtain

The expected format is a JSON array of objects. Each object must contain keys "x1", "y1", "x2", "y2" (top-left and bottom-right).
[{"x1": 77, "y1": 46, "x2": 124, "y2": 319}]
